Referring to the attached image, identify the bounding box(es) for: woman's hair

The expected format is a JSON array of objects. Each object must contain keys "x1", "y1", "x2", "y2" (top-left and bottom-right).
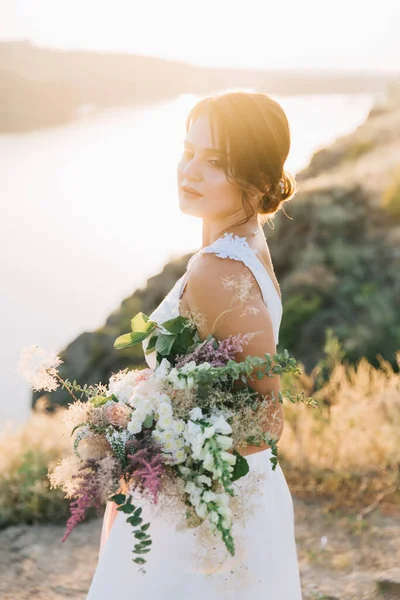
[{"x1": 185, "y1": 91, "x2": 297, "y2": 226}]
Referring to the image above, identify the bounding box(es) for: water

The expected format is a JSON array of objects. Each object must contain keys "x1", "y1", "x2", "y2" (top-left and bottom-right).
[{"x1": 0, "y1": 91, "x2": 377, "y2": 429}]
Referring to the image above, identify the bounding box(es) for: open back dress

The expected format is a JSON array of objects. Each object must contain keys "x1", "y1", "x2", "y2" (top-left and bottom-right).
[{"x1": 86, "y1": 232, "x2": 303, "y2": 599}]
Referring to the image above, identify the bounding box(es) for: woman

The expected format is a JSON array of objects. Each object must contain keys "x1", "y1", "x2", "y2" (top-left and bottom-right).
[{"x1": 87, "y1": 91, "x2": 302, "y2": 598}]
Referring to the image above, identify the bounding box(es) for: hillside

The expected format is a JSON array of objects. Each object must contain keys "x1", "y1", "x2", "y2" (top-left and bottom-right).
[
  {"x1": 1, "y1": 39, "x2": 396, "y2": 132},
  {"x1": 32, "y1": 81, "x2": 400, "y2": 411}
]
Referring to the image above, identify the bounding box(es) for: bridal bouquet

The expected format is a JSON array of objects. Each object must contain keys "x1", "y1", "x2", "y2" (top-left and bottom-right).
[{"x1": 18, "y1": 310, "x2": 315, "y2": 573}]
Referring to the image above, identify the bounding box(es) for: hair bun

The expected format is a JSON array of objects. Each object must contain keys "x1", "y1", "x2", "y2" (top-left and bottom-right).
[{"x1": 258, "y1": 170, "x2": 297, "y2": 217}]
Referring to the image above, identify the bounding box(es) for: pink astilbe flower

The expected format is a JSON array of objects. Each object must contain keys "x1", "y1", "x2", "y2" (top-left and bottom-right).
[
  {"x1": 62, "y1": 457, "x2": 120, "y2": 542},
  {"x1": 175, "y1": 333, "x2": 255, "y2": 369},
  {"x1": 126, "y1": 441, "x2": 165, "y2": 504}
]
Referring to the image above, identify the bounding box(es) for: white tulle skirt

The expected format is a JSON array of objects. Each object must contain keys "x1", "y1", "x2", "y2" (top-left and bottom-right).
[{"x1": 86, "y1": 448, "x2": 303, "y2": 599}]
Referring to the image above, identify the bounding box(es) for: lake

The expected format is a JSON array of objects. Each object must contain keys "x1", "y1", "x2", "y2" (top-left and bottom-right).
[{"x1": 0, "y1": 90, "x2": 377, "y2": 429}]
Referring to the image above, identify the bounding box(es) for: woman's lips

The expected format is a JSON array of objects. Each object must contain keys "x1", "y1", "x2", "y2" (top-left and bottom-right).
[{"x1": 182, "y1": 189, "x2": 203, "y2": 198}]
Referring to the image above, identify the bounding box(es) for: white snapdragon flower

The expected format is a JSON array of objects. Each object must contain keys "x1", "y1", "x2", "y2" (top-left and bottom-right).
[
  {"x1": 215, "y1": 434, "x2": 233, "y2": 451},
  {"x1": 195, "y1": 502, "x2": 208, "y2": 519},
  {"x1": 167, "y1": 368, "x2": 186, "y2": 390},
  {"x1": 202, "y1": 490, "x2": 218, "y2": 503},
  {"x1": 189, "y1": 407, "x2": 203, "y2": 421},
  {"x1": 209, "y1": 414, "x2": 232, "y2": 435},
  {"x1": 203, "y1": 451, "x2": 215, "y2": 472},
  {"x1": 187, "y1": 376, "x2": 195, "y2": 390},
  {"x1": 203, "y1": 426, "x2": 215, "y2": 439},
  {"x1": 179, "y1": 360, "x2": 197, "y2": 374},
  {"x1": 197, "y1": 362, "x2": 211, "y2": 370},
  {"x1": 151, "y1": 358, "x2": 171, "y2": 382},
  {"x1": 178, "y1": 465, "x2": 192, "y2": 476},
  {"x1": 220, "y1": 450, "x2": 237, "y2": 466},
  {"x1": 196, "y1": 474, "x2": 212, "y2": 487}
]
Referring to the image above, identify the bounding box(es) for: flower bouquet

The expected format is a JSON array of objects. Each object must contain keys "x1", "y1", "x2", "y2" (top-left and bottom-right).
[{"x1": 18, "y1": 310, "x2": 315, "y2": 573}]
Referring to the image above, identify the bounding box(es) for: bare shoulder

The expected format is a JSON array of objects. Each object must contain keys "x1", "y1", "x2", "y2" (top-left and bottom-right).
[{"x1": 181, "y1": 251, "x2": 275, "y2": 351}]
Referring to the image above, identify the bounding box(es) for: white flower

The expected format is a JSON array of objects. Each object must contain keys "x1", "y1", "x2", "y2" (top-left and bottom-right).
[
  {"x1": 172, "y1": 449, "x2": 187, "y2": 464},
  {"x1": 217, "y1": 505, "x2": 232, "y2": 520},
  {"x1": 197, "y1": 362, "x2": 211, "y2": 370},
  {"x1": 157, "y1": 402, "x2": 173, "y2": 418},
  {"x1": 196, "y1": 474, "x2": 212, "y2": 487},
  {"x1": 151, "y1": 358, "x2": 171, "y2": 382},
  {"x1": 108, "y1": 369, "x2": 139, "y2": 403},
  {"x1": 189, "y1": 407, "x2": 203, "y2": 421},
  {"x1": 151, "y1": 430, "x2": 163, "y2": 444},
  {"x1": 215, "y1": 434, "x2": 233, "y2": 451},
  {"x1": 179, "y1": 360, "x2": 197, "y2": 374},
  {"x1": 220, "y1": 450, "x2": 237, "y2": 466},
  {"x1": 167, "y1": 368, "x2": 186, "y2": 390},
  {"x1": 202, "y1": 490, "x2": 218, "y2": 503},
  {"x1": 127, "y1": 418, "x2": 142, "y2": 435},
  {"x1": 187, "y1": 376, "x2": 195, "y2": 389},
  {"x1": 210, "y1": 511, "x2": 219, "y2": 524},
  {"x1": 17, "y1": 345, "x2": 63, "y2": 392},
  {"x1": 178, "y1": 465, "x2": 192, "y2": 476},
  {"x1": 162, "y1": 438, "x2": 177, "y2": 453},
  {"x1": 160, "y1": 429, "x2": 175, "y2": 443},
  {"x1": 158, "y1": 415, "x2": 174, "y2": 430},
  {"x1": 195, "y1": 502, "x2": 208, "y2": 519},
  {"x1": 171, "y1": 419, "x2": 185, "y2": 436},
  {"x1": 203, "y1": 452, "x2": 215, "y2": 472},
  {"x1": 209, "y1": 414, "x2": 232, "y2": 435},
  {"x1": 203, "y1": 426, "x2": 215, "y2": 439},
  {"x1": 212, "y1": 467, "x2": 222, "y2": 479},
  {"x1": 131, "y1": 393, "x2": 153, "y2": 414}
]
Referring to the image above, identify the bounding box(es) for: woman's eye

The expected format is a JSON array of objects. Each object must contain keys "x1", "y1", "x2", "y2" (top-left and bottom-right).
[{"x1": 181, "y1": 151, "x2": 220, "y2": 167}]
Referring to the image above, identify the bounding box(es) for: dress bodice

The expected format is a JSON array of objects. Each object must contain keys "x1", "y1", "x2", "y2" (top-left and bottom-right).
[{"x1": 142, "y1": 232, "x2": 283, "y2": 369}]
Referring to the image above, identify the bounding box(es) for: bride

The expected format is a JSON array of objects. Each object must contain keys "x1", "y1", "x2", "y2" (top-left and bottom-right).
[{"x1": 86, "y1": 91, "x2": 303, "y2": 598}]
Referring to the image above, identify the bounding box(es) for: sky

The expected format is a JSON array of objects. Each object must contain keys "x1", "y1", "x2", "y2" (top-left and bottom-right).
[{"x1": 0, "y1": 0, "x2": 399, "y2": 73}]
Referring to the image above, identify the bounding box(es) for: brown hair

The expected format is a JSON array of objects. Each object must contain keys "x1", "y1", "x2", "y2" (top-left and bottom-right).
[{"x1": 185, "y1": 91, "x2": 297, "y2": 226}]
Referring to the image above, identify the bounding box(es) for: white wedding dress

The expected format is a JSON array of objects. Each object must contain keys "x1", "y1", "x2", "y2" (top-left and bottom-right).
[{"x1": 86, "y1": 233, "x2": 303, "y2": 599}]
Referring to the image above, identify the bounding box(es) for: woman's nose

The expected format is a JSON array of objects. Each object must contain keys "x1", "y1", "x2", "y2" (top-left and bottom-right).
[{"x1": 181, "y1": 158, "x2": 202, "y2": 181}]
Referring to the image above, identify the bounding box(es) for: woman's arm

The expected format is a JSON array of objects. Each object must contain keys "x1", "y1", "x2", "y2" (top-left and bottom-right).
[{"x1": 181, "y1": 252, "x2": 284, "y2": 456}]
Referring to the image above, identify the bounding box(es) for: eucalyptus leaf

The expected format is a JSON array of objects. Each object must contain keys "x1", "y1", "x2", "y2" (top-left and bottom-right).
[
  {"x1": 155, "y1": 333, "x2": 176, "y2": 355},
  {"x1": 230, "y1": 451, "x2": 250, "y2": 482}
]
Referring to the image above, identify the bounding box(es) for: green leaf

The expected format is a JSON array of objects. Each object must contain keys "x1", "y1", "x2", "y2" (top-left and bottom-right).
[
  {"x1": 141, "y1": 522, "x2": 151, "y2": 532},
  {"x1": 142, "y1": 414, "x2": 154, "y2": 428},
  {"x1": 230, "y1": 451, "x2": 250, "y2": 482},
  {"x1": 134, "y1": 531, "x2": 149, "y2": 540},
  {"x1": 117, "y1": 503, "x2": 135, "y2": 514},
  {"x1": 131, "y1": 312, "x2": 157, "y2": 334},
  {"x1": 132, "y1": 557, "x2": 146, "y2": 564},
  {"x1": 160, "y1": 315, "x2": 188, "y2": 334},
  {"x1": 133, "y1": 548, "x2": 151, "y2": 554},
  {"x1": 110, "y1": 493, "x2": 126, "y2": 505},
  {"x1": 145, "y1": 334, "x2": 157, "y2": 353},
  {"x1": 133, "y1": 506, "x2": 143, "y2": 518},
  {"x1": 155, "y1": 333, "x2": 176, "y2": 355},
  {"x1": 114, "y1": 330, "x2": 153, "y2": 350},
  {"x1": 127, "y1": 516, "x2": 143, "y2": 526},
  {"x1": 90, "y1": 395, "x2": 109, "y2": 407}
]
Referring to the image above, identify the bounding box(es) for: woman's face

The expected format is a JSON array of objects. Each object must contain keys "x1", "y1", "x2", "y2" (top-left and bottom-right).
[{"x1": 177, "y1": 113, "x2": 243, "y2": 220}]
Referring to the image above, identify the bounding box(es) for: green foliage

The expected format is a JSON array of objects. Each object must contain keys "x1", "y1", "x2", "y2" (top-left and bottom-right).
[{"x1": 280, "y1": 293, "x2": 322, "y2": 348}]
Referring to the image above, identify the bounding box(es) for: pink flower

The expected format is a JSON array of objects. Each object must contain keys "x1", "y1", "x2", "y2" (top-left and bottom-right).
[
  {"x1": 105, "y1": 403, "x2": 131, "y2": 428},
  {"x1": 135, "y1": 368, "x2": 153, "y2": 383}
]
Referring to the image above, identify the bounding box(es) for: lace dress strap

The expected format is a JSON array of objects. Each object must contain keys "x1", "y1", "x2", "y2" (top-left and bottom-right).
[{"x1": 178, "y1": 232, "x2": 283, "y2": 344}]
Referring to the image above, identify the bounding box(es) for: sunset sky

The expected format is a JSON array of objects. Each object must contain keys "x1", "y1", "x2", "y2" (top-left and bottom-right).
[{"x1": 1, "y1": 0, "x2": 399, "y2": 72}]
